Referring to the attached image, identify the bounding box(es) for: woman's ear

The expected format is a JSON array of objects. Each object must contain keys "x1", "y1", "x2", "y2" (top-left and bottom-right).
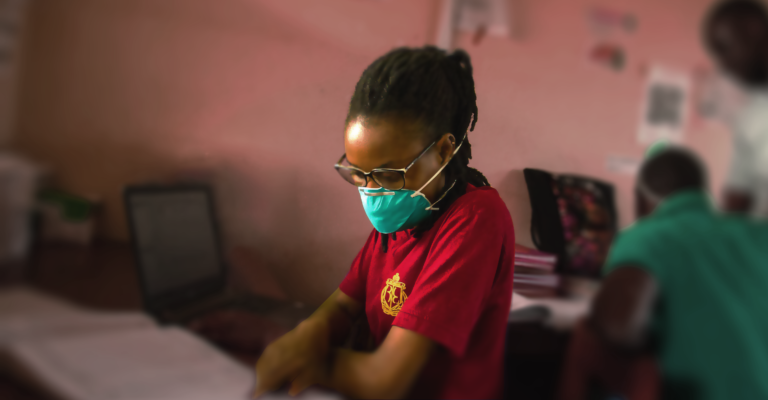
[{"x1": 436, "y1": 133, "x2": 456, "y2": 165}]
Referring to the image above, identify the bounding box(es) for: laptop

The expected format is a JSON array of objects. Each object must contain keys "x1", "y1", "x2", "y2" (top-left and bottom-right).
[{"x1": 123, "y1": 185, "x2": 310, "y2": 325}]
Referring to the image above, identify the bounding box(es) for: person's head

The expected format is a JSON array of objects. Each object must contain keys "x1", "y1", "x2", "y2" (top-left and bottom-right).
[
  {"x1": 704, "y1": 0, "x2": 768, "y2": 86},
  {"x1": 338, "y1": 46, "x2": 488, "y2": 237},
  {"x1": 635, "y1": 147, "x2": 708, "y2": 218}
]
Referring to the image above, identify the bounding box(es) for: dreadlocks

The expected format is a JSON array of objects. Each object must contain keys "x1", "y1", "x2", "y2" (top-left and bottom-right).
[{"x1": 346, "y1": 46, "x2": 489, "y2": 251}]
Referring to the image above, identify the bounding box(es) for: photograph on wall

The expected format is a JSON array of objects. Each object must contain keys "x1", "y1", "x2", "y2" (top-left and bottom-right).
[{"x1": 637, "y1": 65, "x2": 691, "y2": 144}]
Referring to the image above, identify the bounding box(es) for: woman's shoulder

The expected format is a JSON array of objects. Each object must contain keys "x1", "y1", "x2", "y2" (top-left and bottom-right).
[
  {"x1": 430, "y1": 183, "x2": 515, "y2": 248},
  {"x1": 445, "y1": 184, "x2": 512, "y2": 225},
  {"x1": 454, "y1": 184, "x2": 507, "y2": 210}
]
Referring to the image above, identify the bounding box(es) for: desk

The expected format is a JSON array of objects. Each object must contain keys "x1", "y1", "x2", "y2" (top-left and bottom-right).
[
  {"x1": 0, "y1": 242, "x2": 293, "y2": 400},
  {"x1": 0, "y1": 244, "x2": 131, "y2": 399},
  {"x1": 1, "y1": 243, "x2": 573, "y2": 400}
]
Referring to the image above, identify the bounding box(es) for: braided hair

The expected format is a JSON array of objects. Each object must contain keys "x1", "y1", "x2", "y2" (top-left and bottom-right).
[{"x1": 346, "y1": 46, "x2": 489, "y2": 250}]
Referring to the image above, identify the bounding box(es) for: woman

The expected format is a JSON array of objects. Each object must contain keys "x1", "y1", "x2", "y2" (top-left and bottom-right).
[{"x1": 254, "y1": 46, "x2": 516, "y2": 399}]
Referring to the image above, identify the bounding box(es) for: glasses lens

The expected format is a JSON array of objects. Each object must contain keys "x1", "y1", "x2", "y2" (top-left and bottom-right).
[
  {"x1": 336, "y1": 167, "x2": 367, "y2": 187},
  {"x1": 372, "y1": 171, "x2": 405, "y2": 190}
]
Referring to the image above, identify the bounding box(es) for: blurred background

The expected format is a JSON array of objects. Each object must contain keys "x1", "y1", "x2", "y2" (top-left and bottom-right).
[{"x1": 1, "y1": 0, "x2": 732, "y2": 304}]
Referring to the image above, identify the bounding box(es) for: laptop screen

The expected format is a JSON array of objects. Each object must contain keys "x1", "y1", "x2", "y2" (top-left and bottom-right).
[{"x1": 126, "y1": 188, "x2": 225, "y2": 299}]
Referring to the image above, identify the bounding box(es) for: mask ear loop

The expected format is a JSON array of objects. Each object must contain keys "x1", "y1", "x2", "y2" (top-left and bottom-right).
[
  {"x1": 422, "y1": 180, "x2": 457, "y2": 211},
  {"x1": 636, "y1": 178, "x2": 664, "y2": 206},
  {"x1": 411, "y1": 114, "x2": 474, "y2": 211}
]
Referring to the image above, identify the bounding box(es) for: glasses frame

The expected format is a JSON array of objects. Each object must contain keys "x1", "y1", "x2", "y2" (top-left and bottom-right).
[{"x1": 334, "y1": 141, "x2": 437, "y2": 190}]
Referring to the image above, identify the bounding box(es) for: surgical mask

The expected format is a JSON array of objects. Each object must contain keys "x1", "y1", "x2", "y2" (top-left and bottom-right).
[{"x1": 358, "y1": 137, "x2": 464, "y2": 234}]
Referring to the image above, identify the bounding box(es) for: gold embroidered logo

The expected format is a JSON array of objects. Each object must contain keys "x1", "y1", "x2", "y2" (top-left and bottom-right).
[{"x1": 381, "y1": 273, "x2": 408, "y2": 317}]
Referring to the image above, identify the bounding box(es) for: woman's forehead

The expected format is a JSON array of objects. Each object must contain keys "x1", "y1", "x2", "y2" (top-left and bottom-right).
[{"x1": 344, "y1": 117, "x2": 428, "y2": 168}]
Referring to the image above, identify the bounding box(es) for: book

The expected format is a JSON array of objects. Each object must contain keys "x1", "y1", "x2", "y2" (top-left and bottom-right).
[
  {"x1": 514, "y1": 243, "x2": 557, "y2": 264},
  {"x1": 514, "y1": 265, "x2": 555, "y2": 275},
  {"x1": 0, "y1": 287, "x2": 339, "y2": 400},
  {"x1": 514, "y1": 274, "x2": 561, "y2": 287},
  {"x1": 512, "y1": 285, "x2": 559, "y2": 299},
  {"x1": 514, "y1": 259, "x2": 556, "y2": 271},
  {"x1": 514, "y1": 244, "x2": 557, "y2": 272},
  {"x1": 514, "y1": 244, "x2": 560, "y2": 297}
]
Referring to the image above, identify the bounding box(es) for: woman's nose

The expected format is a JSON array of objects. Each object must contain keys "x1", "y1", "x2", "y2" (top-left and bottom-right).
[{"x1": 365, "y1": 179, "x2": 381, "y2": 189}]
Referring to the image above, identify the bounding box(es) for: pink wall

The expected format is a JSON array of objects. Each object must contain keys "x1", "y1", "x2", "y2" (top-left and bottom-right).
[{"x1": 11, "y1": 0, "x2": 731, "y2": 304}]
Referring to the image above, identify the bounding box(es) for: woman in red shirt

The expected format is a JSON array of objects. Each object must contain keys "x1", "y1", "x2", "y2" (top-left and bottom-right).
[{"x1": 253, "y1": 46, "x2": 515, "y2": 399}]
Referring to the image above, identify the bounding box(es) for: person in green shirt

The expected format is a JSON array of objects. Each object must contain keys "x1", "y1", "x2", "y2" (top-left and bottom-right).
[{"x1": 590, "y1": 145, "x2": 768, "y2": 400}]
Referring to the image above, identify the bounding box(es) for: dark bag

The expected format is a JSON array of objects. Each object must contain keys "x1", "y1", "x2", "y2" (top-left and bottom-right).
[{"x1": 523, "y1": 168, "x2": 618, "y2": 277}]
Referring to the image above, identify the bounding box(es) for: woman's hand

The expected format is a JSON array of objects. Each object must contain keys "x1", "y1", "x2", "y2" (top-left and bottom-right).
[{"x1": 251, "y1": 318, "x2": 331, "y2": 398}]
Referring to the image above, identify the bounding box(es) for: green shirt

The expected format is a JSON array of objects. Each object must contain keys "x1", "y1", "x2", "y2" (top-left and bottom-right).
[{"x1": 605, "y1": 190, "x2": 768, "y2": 400}]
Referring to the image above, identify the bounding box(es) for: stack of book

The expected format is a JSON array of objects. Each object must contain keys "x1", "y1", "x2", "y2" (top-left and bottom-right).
[{"x1": 514, "y1": 244, "x2": 559, "y2": 298}]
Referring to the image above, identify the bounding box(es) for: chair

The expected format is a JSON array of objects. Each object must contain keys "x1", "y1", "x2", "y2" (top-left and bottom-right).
[{"x1": 557, "y1": 321, "x2": 659, "y2": 400}]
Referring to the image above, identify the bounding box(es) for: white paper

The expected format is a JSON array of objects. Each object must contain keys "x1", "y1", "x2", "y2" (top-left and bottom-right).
[
  {"x1": 456, "y1": 0, "x2": 510, "y2": 36},
  {"x1": 637, "y1": 65, "x2": 691, "y2": 144},
  {"x1": 534, "y1": 297, "x2": 592, "y2": 331},
  {"x1": 0, "y1": 287, "x2": 341, "y2": 400},
  {"x1": 509, "y1": 292, "x2": 591, "y2": 330},
  {"x1": 510, "y1": 292, "x2": 534, "y2": 312},
  {"x1": 9, "y1": 326, "x2": 255, "y2": 400},
  {"x1": 436, "y1": 0, "x2": 510, "y2": 50}
]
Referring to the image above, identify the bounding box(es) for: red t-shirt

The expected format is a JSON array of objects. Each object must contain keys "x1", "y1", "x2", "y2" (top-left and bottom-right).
[{"x1": 339, "y1": 184, "x2": 515, "y2": 399}]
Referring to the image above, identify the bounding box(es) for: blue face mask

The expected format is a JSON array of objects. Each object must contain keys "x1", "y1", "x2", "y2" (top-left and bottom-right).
[
  {"x1": 358, "y1": 138, "x2": 464, "y2": 234},
  {"x1": 358, "y1": 181, "x2": 456, "y2": 234}
]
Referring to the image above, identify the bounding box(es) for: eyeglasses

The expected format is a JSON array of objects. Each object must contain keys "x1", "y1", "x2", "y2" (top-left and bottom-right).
[{"x1": 334, "y1": 141, "x2": 436, "y2": 190}]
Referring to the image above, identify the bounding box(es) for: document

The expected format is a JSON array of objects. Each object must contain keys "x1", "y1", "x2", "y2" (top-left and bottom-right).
[{"x1": 0, "y1": 287, "x2": 340, "y2": 400}]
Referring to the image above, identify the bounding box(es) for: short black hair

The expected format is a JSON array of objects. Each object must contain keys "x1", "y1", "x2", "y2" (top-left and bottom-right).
[
  {"x1": 707, "y1": 0, "x2": 768, "y2": 25},
  {"x1": 346, "y1": 46, "x2": 489, "y2": 248},
  {"x1": 639, "y1": 148, "x2": 707, "y2": 198},
  {"x1": 704, "y1": 0, "x2": 768, "y2": 46}
]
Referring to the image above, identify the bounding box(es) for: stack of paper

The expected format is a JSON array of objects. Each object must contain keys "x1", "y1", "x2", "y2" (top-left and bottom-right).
[
  {"x1": 0, "y1": 287, "x2": 339, "y2": 400},
  {"x1": 514, "y1": 244, "x2": 560, "y2": 298},
  {"x1": 10, "y1": 326, "x2": 255, "y2": 400}
]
